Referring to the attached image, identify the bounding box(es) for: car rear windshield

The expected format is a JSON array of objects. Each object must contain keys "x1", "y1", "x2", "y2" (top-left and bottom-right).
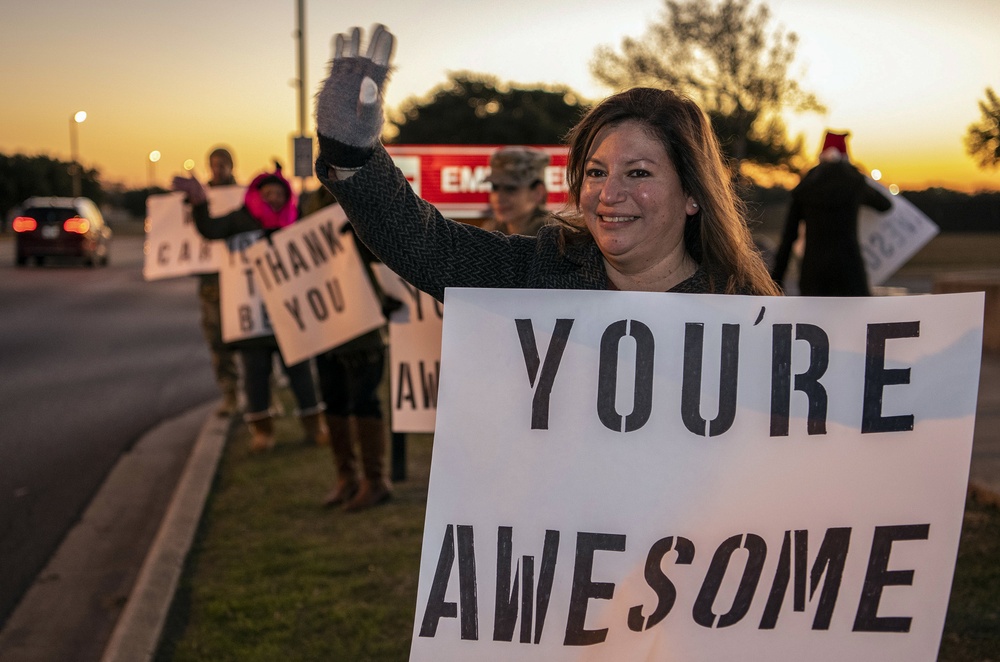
[{"x1": 23, "y1": 207, "x2": 77, "y2": 225}]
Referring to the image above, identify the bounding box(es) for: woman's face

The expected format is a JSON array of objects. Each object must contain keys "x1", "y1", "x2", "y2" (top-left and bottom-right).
[
  {"x1": 580, "y1": 119, "x2": 697, "y2": 274},
  {"x1": 259, "y1": 182, "x2": 288, "y2": 213}
]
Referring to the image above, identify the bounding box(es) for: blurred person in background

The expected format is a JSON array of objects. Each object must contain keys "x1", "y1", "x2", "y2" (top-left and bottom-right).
[
  {"x1": 174, "y1": 164, "x2": 329, "y2": 452},
  {"x1": 480, "y1": 146, "x2": 551, "y2": 237},
  {"x1": 771, "y1": 130, "x2": 891, "y2": 296},
  {"x1": 300, "y1": 187, "x2": 401, "y2": 512},
  {"x1": 199, "y1": 147, "x2": 241, "y2": 416}
]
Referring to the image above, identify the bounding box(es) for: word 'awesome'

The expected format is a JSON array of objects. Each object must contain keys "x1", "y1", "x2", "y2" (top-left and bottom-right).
[{"x1": 419, "y1": 523, "x2": 930, "y2": 646}]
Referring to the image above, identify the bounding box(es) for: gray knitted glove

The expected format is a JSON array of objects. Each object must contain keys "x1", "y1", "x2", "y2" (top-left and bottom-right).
[{"x1": 315, "y1": 25, "x2": 395, "y2": 169}]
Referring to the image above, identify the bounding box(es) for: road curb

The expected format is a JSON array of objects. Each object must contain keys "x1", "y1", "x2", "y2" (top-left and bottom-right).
[{"x1": 100, "y1": 406, "x2": 231, "y2": 662}]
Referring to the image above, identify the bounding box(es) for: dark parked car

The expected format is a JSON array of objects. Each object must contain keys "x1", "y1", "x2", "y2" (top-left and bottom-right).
[{"x1": 13, "y1": 197, "x2": 112, "y2": 267}]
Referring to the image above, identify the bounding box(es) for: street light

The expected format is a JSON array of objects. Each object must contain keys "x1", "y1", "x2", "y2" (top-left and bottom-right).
[
  {"x1": 148, "y1": 150, "x2": 161, "y2": 188},
  {"x1": 69, "y1": 110, "x2": 87, "y2": 197}
]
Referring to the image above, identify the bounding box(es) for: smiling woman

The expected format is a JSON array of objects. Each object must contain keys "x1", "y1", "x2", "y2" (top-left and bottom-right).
[{"x1": 313, "y1": 26, "x2": 779, "y2": 300}]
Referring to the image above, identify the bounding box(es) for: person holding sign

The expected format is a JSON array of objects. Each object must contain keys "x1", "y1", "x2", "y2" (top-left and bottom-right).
[
  {"x1": 197, "y1": 146, "x2": 242, "y2": 417},
  {"x1": 312, "y1": 26, "x2": 778, "y2": 299},
  {"x1": 770, "y1": 130, "x2": 892, "y2": 296},
  {"x1": 173, "y1": 165, "x2": 329, "y2": 452},
  {"x1": 301, "y1": 187, "x2": 401, "y2": 512},
  {"x1": 480, "y1": 146, "x2": 551, "y2": 237}
]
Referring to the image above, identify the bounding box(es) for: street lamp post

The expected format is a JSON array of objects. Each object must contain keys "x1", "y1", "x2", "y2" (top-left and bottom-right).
[
  {"x1": 148, "y1": 150, "x2": 161, "y2": 188},
  {"x1": 69, "y1": 110, "x2": 87, "y2": 197}
]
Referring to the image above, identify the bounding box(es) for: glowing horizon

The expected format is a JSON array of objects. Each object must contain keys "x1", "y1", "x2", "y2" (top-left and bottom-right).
[{"x1": 1, "y1": 0, "x2": 997, "y2": 194}]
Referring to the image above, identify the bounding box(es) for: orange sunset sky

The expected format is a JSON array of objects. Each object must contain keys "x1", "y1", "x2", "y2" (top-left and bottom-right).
[{"x1": 1, "y1": 0, "x2": 998, "y2": 193}]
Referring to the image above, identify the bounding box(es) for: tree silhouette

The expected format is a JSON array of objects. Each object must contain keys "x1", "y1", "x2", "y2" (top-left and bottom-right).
[
  {"x1": 0, "y1": 153, "x2": 102, "y2": 222},
  {"x1": 965, "y1": 87, "x2": 1000, "y2": 169},
  {"x1": 388, "y1": 73, "x2": 589, "y2": 145},
  {"x1": 590, "y1": 0, "x2": 823, "y2": 172}
]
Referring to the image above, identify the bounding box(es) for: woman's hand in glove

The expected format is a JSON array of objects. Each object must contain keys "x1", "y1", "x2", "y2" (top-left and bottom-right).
[{"x1": 315, "y1": 24, "x2": 395, "y2": 172}]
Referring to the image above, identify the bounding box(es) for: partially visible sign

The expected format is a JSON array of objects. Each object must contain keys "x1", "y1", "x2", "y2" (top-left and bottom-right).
[
  {"x1": 142, "y1": 187, "x2": 243, "y2": 280},
  {"x1": 220, "y1": 230, "x2": 271, "y2": 344},
  {"x1": 410, "y1": 288, "x2": 983, "y2": 661},
  {"x1": 243, "y1": 205, "x2": 386, "y2": 365},
  {"x1": 859, "y1": 180, "x2": 939, "y2": 285},
  {"x1": 372, "y1": 264, "x2": 443, "y2": 433},
  {"x1": 386, "y1": 145, "x2": 569, "y2": 219}
]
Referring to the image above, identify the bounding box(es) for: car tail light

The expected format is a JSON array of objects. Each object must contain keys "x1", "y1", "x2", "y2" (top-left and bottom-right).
[
  {"x1": 12, "y1": 216, "x2": 37, "y2": 232},
  {"x1": 63, "y1": 217, "x2": 91, "y2": 234}
]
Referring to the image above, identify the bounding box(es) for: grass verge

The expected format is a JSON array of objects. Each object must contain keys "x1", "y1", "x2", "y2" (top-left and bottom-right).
[{"x1": 156, "y1": 396, "x2": 1000, "y2": 661}]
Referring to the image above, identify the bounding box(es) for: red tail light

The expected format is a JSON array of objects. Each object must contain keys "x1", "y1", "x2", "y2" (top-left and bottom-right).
[
  {"x1": 63, "y1": 217, "x2": 91, "y2": 234},
  {"x1": 12, "y1": 216, "x2": 37, "y2": 232}
]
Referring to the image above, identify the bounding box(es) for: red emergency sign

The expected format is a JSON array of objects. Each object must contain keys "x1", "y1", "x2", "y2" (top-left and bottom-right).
[{"x1": 385, "y1": 145, "x2": 569, "y2": 219}]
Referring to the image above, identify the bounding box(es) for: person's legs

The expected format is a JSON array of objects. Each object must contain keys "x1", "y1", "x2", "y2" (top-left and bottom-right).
[
  {"x1": 199, "y1": 283, "x2": 240, "y2": 415},
  {"x1": 281, "y1": 356, "x2": 329, "y2": 446},
  {"x1": 242, "y1": 347, "x2": 275, "y2": 451},
  {"x1": 344, "y1": 349, "x2": 391, "y2": 511},
  {"x1": 315, "y1": 351, "x2": 359, "y2": 506}
]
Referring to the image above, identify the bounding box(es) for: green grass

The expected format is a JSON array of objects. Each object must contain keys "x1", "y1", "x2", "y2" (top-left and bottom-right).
[
  {"x1": 156, "y1": 394, "x2": 1000, "y2": 661},
  {"x1": 155, "y1": 407, "x2": 433, "y2": 662},
  {"x1": 938, "y1": 496, "x2": 1000, "y2": 661}
]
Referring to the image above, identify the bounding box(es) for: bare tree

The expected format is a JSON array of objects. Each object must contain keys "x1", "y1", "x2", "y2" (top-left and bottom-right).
[
  {"x1": 591, "y1": 0, "x2": 824, "y2": 171},
  {"x1": 965, "y1": 87, "x2": 1000, "y2": 169}
]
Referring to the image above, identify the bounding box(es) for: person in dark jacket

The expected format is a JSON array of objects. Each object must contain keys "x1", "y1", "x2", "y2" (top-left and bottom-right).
[
  {"x1": 173, "y1": 165, "x2": 328, "y2": 452},
  {"x1": 312, "y1": 25, "x2": 779, "y2": 299},
  {"x1": 197, "y1": 147, "x2": 241, "y2": 417},
  {"x1": 300, "y1": 187, "x2": 401, "y2": 512},
  {"x1": 770, "y1": 131, "x2": 892, "y2": 296}
]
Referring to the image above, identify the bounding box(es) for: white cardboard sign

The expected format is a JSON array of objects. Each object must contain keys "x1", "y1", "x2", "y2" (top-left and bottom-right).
[
  {"x1": 859, "y1": 180, "x2": 940, "y2": 285},
  {"x1": 410, "y1": 288, "x2": 983, "y2": 662},
  {"x1": 372, "y1": 264, "x2": 444, "y2": 433},
  {"x1": 242, "y1": 205, "x2": 386, "y2": 365},
  {"x1": 219, "y1": 230, "x2": 272, "y2": 343},
  {"x1": 142, "y1": 187, "x2": 242, "y2": 280}
]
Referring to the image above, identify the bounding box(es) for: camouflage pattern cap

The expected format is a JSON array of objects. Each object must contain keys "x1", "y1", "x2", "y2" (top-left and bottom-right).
[{"x1": 485, "y1": 146, "x2": 550, "y2": 188}]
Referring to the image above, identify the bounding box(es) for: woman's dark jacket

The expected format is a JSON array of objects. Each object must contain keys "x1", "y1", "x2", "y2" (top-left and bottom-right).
[{"x1": 317, "y1": 145, "x2": 715, "y2": 301}]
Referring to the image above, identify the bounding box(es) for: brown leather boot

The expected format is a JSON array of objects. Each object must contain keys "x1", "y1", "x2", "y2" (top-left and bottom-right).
[
  {"x1": 344, "y1": 416, "x2": 392, "y2": 512},
  {"x1": 247, "y1": 416, "x2": 275, "y2": 453},
  {"x1": 323, "y1": 415, "x2": 359, "y2": 507},
  {"x1": 300, "y1": 411, "x2": 330, "y2": 447}
]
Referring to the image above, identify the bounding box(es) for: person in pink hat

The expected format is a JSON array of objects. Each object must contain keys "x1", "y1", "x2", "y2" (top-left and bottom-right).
[
  {"x1": 771, "y1": 130, "x2": 892, "y2": 296},
  {"x1": 173, "y1": 165, "x2": 329, "y2": 452}
]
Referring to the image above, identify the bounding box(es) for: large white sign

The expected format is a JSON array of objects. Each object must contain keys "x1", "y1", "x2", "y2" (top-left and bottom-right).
[
  {"x1": 219, "y1": 230, "x2": 272, "y2": 344},
  {"x1": 142, "y1": 187, "x2": 242, "y2": 280},
  {"x1": 859, "y1": 180, "x2": 939, "y2": 285},
  {"x1": 410, "y1": 288, "x2": 983, "y2": 661},
  {"x1": 243, "y1": 205, "x2": 386, "y2": 365},
  {"x1": 372, "y1": 264, "x2": 443, "y2": 433}
]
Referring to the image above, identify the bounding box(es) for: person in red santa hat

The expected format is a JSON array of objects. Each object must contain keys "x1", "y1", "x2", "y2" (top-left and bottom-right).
[{"x1": 771, "y1": 130, "x2": 892, "y2": 296}]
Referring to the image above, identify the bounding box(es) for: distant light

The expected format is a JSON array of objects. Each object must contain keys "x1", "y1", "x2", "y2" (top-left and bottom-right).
[
  {"x1": 871, "y1": 169, "x2": 882, "y2": 181},
  {"x1": 149, "y1": 150, "x2": 161, "y2": 163},
  {"x1": 74, "y1": 111, "x2": 87, "y2": 124},
  {"x1": 889, "y1": 184, "x2": 900, "y2": 195},
  {"x1": 183, "y1": 159, "x2": 195, "y2": 171}
]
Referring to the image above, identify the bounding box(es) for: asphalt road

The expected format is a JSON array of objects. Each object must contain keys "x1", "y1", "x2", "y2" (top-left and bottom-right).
[{"x1": 0, "y1": 231, "x2": 218, "y2": 628}]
